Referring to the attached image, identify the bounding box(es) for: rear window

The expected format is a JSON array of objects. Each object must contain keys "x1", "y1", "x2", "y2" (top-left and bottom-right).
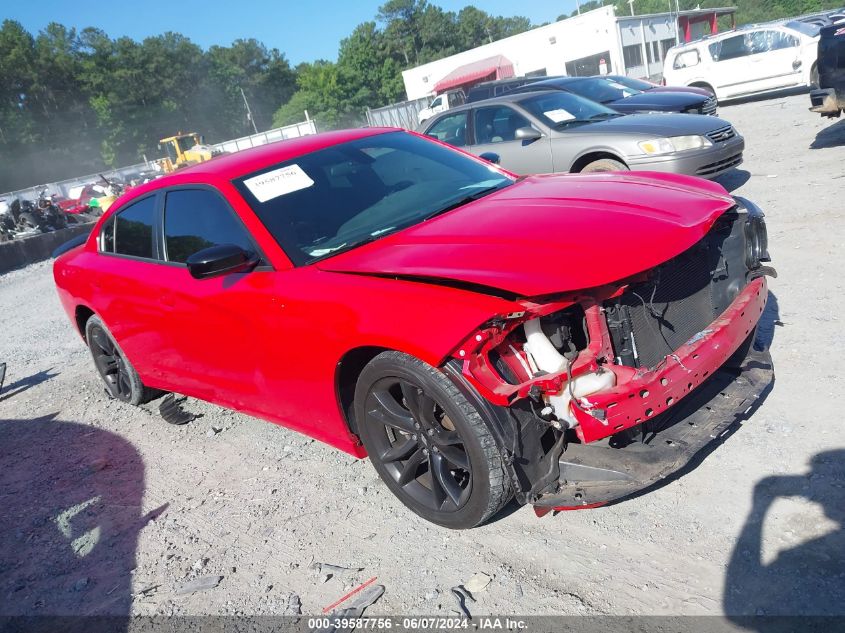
[
  {"x1": 673, "y1": 49, "x2": 701, "y2": 69},
  {"x1": 101, "y1": 195, "x2": 156, "y2": 259}
]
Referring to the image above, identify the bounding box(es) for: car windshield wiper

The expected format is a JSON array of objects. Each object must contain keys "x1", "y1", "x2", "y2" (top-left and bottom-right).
[
  {"x1": 422, "y1": 185, "x2": 506, "y2": 221},
  {"x1": 589, "y1": 112, "x2": 623, "y2": 120},
  {"x1": 554, "y1": 119, "x2": 592, "y2": 128},
  {"x1": 308, "y1": 235, "x2": 383, "y2": 262}
]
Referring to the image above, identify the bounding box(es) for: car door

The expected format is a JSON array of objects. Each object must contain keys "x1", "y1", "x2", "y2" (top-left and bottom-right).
[
  {"x1": 151, "y1": 186, "x2": 278, "y2": 406},
  {"x1": 469, "y1": 104, "x2": 553, "y2": 175},
  {"x1": 424, "y1": 111, "x2": 470, "y2": 148},
  {"x1": 93, "y1": 194, "x2": 170, "y2": 380},
  {"x1": 708, "y1": 33, "x2": 757, "y2": 98},
  {"x1": 745, "y1": 29, "x2": 804, "y2": 91}
]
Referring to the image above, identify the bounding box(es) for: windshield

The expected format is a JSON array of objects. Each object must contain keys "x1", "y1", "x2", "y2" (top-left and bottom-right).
[
  {"x1": 609, "y1": 76, "x2": 656, "y2": 91},
  {"x1": 783, "y1": 21, "x2": 820, "y2": 37},
  {"x1": 518, "y1": 91, "x2": 621, "y2": 129},
  {"x1": 177, "y1": 136, "x2": 197, "y2": 153},
  {"x1": 233, "y1": 131, "x2": 513, "y2": 265},
  {"x1": 567, "y1": 77, "x2": 642, "y2": 103}
]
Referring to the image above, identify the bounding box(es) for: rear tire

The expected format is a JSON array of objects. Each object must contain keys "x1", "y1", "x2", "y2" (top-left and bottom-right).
[
  {"x1": 85, "y1": 315, "x2": 161, "y2": 405},
  {"x1": 580, "y1": 158, "x2": 628, "y2": 173},
  {"x1": 354, "y1": 351, "x2": 512, "y2": 529}
]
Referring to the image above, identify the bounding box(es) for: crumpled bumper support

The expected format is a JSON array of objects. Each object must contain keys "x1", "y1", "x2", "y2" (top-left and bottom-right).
[{"x1": 533, "y1": 345, "x2": 774, "y2": 512}]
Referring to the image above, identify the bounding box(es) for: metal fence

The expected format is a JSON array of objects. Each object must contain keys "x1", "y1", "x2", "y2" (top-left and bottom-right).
[
  {"x1": 0, "y1": 119, "x2": 318, "y2": 204},
  {"x1": 1, "y1": 162, "x2": 152, "y2": 205},
  {"x1": 366, "y1": 97, "x2": 430, "y2": 130},
  {"x1": 211, "y1": 119, "x2": 317, "y2": 154}
]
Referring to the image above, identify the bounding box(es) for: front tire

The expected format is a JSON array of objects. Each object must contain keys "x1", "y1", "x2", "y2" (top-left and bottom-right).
[
  {"x1": 85, "y1": 315, "x2": 160, "y2": 405},
  {"x1": 581, "y1": 158, "x2": 628, "y2": 173},
  {"x1": 354, "y1": 351, "x2": 512, "y2": 529}
]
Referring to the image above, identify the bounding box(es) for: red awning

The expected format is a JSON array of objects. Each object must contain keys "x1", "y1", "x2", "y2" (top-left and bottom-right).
[{"x1": 433, "y1": 55, "x2": 515, "y2": 93}]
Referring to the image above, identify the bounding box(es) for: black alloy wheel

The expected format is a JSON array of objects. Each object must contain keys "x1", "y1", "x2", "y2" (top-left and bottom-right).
[
  {"x1": 365, "y1": 377, "x2": 473, "y2": 512},
  {"x1": 89, "y1": 323, "x2": 134, "y2": 402},
  {"x1": 355, "y1": 351, "x2": 512, "y2": 528},
  {"x1": 85, "y1": 315, "x2": 160, "y2": 405}
]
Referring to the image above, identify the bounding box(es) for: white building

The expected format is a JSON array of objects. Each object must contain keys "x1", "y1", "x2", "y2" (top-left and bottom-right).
[{"x1": 401, "y1": 5, "x2": 735, "y2": 100}]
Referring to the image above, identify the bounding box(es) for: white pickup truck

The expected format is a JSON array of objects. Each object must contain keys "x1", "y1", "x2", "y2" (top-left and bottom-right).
[{"x1": 417, "y1": 89, "x2": 466, "y2": 125}]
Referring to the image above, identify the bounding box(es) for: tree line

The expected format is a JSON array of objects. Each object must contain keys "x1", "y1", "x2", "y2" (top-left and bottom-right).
[
  {"x1": 0, "y1": 0, "x2": 531, "y2": 191},
  {"x1": 1, "y1": 0, "x2": 839, "y2": 191}
]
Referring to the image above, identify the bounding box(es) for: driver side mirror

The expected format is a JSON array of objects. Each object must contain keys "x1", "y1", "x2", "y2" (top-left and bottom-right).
[
  {"x1": 186, "y1": 244, "x2": 259, "y2": 280},
  {"x1": 479, "y1": 152, "x2": 501, "y2": 165},
  {"x1": 515, "y1": 127, "x2": 542, "y2": 141}
]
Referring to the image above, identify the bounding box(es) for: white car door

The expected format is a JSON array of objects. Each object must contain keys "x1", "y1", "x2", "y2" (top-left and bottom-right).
[
  {"x1": 707, "y1": 33, "x2": 758, "y2": 98},
  {"x1": 745, "y1": 29, "x2": 804, "y2": 92}
]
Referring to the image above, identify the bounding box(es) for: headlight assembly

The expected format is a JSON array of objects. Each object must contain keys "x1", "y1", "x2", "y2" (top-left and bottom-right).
[{"x1": 637, "y1": 135, "x2": 712, "y2": 155}]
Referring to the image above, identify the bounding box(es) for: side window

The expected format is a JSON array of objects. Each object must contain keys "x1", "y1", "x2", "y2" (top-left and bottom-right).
[
  {"x1": 710, "y1": 35, "x2": 749, "y2": 62},
  {"x1": 100, "y1": 216, "x2": 115, "y2": 253},
  {"x1": 163, "y1": 189, "x2": 255, "y2": 264},
  {"x1": 673, "y1": 49, "x2": 700, "y2": 69},
  {"x1": 112, "y1": 196, "x2": 156, "y2": 259},
  {"x1": 747, "y1": 30, "x2": 775, "y2": 55},
  {"x1": 429, "y1": 96, "x2": 442, "y2": 108},
  {"x1": 424, "y1": 112, "x2": 469, "y2": 147},
  {"x1": 473, "y1": 106, "x2": 532, "y2": 144},
  {"x1": 772, "y1": 30, "x2": 799, "y2": 50}
]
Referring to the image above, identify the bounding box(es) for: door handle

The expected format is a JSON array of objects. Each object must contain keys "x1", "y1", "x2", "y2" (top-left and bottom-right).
[{"x1": 160, "y1": 292, "x2": 175, "y2": 308}]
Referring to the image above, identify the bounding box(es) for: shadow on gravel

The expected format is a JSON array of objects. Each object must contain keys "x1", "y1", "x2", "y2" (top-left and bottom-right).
[
  {"x1": 754, "y1": 291, "x2": 782, "y2": 352},
  {"x1": 715, "y1": 168, "x2": 751, "y2": 192},
  {"x1": 724, "y1": 449, "x2": 845, "y2": 619},
  {"x1": 810, "y1": 118, "x2": 845, "y2": 149},
  {"x1": 0, "y1": 368, "x2": 58, "y2": 403},
  {"x1": 0, "y1": 413, "x2": 163, "y2": 623}
]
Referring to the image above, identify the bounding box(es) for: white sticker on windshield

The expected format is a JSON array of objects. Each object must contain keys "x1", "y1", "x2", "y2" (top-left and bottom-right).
[
  {"x1": 608, "y1": 81, "x2": 637, "y2": 97},
  {"x1": 544, "y1": 108, "x2": 575, "y2": 123},
  {"x1": 244, "y1": 164, "x2": 314, "y2": 202}
]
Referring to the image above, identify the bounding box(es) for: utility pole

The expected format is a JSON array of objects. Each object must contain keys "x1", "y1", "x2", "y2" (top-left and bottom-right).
[
  {"x1": 671, "y1": 0, "x2": 681, "y2": 45},
  {"x1": 240, "y1": 86, "x2": 259, "y2": 135},
  {"x1": 575, "y1": 0, "x2": 581, "y2": 15},
  {"x1": 628, "y1": 0, "x2": 635, "y2": 16}
]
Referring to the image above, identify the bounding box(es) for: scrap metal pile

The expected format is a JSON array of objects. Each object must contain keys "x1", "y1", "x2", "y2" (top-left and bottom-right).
[{"x1": 0, "y1": 176, "x2": 129, "y2": 242}]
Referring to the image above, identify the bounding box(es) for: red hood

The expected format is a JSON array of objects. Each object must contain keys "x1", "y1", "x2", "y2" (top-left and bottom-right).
[{"x1": 317, "y1": 172, "x2": 735, "y2": 297}]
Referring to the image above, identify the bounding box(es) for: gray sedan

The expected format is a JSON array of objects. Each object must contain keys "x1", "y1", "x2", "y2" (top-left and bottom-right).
[{"x1": 419, "y1": 90, "x2": 743, "y2": 179}]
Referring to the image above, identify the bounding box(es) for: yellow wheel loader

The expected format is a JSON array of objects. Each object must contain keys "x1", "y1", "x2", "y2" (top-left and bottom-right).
[{"x1": 157, "y1": 132, "x2": 213, "y2": 173}]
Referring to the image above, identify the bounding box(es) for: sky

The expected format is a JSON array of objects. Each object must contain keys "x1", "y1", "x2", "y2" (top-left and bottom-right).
[{"x1": 5, "y1": 0, "x2": 580, "y2": 65}]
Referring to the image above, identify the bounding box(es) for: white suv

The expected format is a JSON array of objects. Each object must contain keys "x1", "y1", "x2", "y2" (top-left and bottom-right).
[{"x1": 663, "y1": 22, "x2": 821, "y2": 101}]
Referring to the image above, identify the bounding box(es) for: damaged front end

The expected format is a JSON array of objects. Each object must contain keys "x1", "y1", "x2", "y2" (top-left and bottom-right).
[{"x1": 446, "y1": 197, "x2": 776, "y2": 511}]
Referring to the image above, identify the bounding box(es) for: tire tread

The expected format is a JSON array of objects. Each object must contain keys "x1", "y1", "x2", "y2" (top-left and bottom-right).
[{"x1": 360, "y1": 351, "x2": 512, "y2": 527}]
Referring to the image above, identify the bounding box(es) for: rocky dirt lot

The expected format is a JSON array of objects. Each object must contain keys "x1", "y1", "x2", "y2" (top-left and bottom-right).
[{"x1": 1, "y1": 94, "x2": 843, "y2": 622}]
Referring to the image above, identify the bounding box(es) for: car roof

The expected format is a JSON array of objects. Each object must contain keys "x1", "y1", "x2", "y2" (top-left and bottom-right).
[
  {"x1": 525, "y1": 76, "x2": 582, "y2": 87},
  {"x1": 137, "y1": 127, "x2": 400, "y2": 192},
  {"x1": 118, "y1": 128, "x2": 400, "y2": 203},
  {"x1": 470, "y1": 77, "x2": 531, "y2": 88},
  {"x1": 669, "y1": 20, "x2": 808, "y2": 50},
  {"x1": 425, "y1": 89, "x2": 558, "y2": 117}
]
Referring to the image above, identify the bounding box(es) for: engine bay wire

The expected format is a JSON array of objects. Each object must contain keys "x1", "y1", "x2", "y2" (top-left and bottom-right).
[{"x1": 566, "y1": 356, "x2": 589, "y2": 416}]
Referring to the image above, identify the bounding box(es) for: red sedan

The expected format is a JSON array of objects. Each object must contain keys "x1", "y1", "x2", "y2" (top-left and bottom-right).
[{"x1": 54, "y1": 128, "x2": 775, "y2": 528}]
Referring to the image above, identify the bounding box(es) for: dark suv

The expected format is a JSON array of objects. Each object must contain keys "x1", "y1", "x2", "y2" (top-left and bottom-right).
[
  {"x1": 466, "y1": 77, "x2": 544, "y2": 103},
  {"x1": 810, "y1": 17, "x2": 845, "y2": 117}
]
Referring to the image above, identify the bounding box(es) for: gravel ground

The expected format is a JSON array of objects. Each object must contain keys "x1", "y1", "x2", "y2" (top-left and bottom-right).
[{"x1": 1, "y1": 94, "x2": 843, "y2": 621}]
